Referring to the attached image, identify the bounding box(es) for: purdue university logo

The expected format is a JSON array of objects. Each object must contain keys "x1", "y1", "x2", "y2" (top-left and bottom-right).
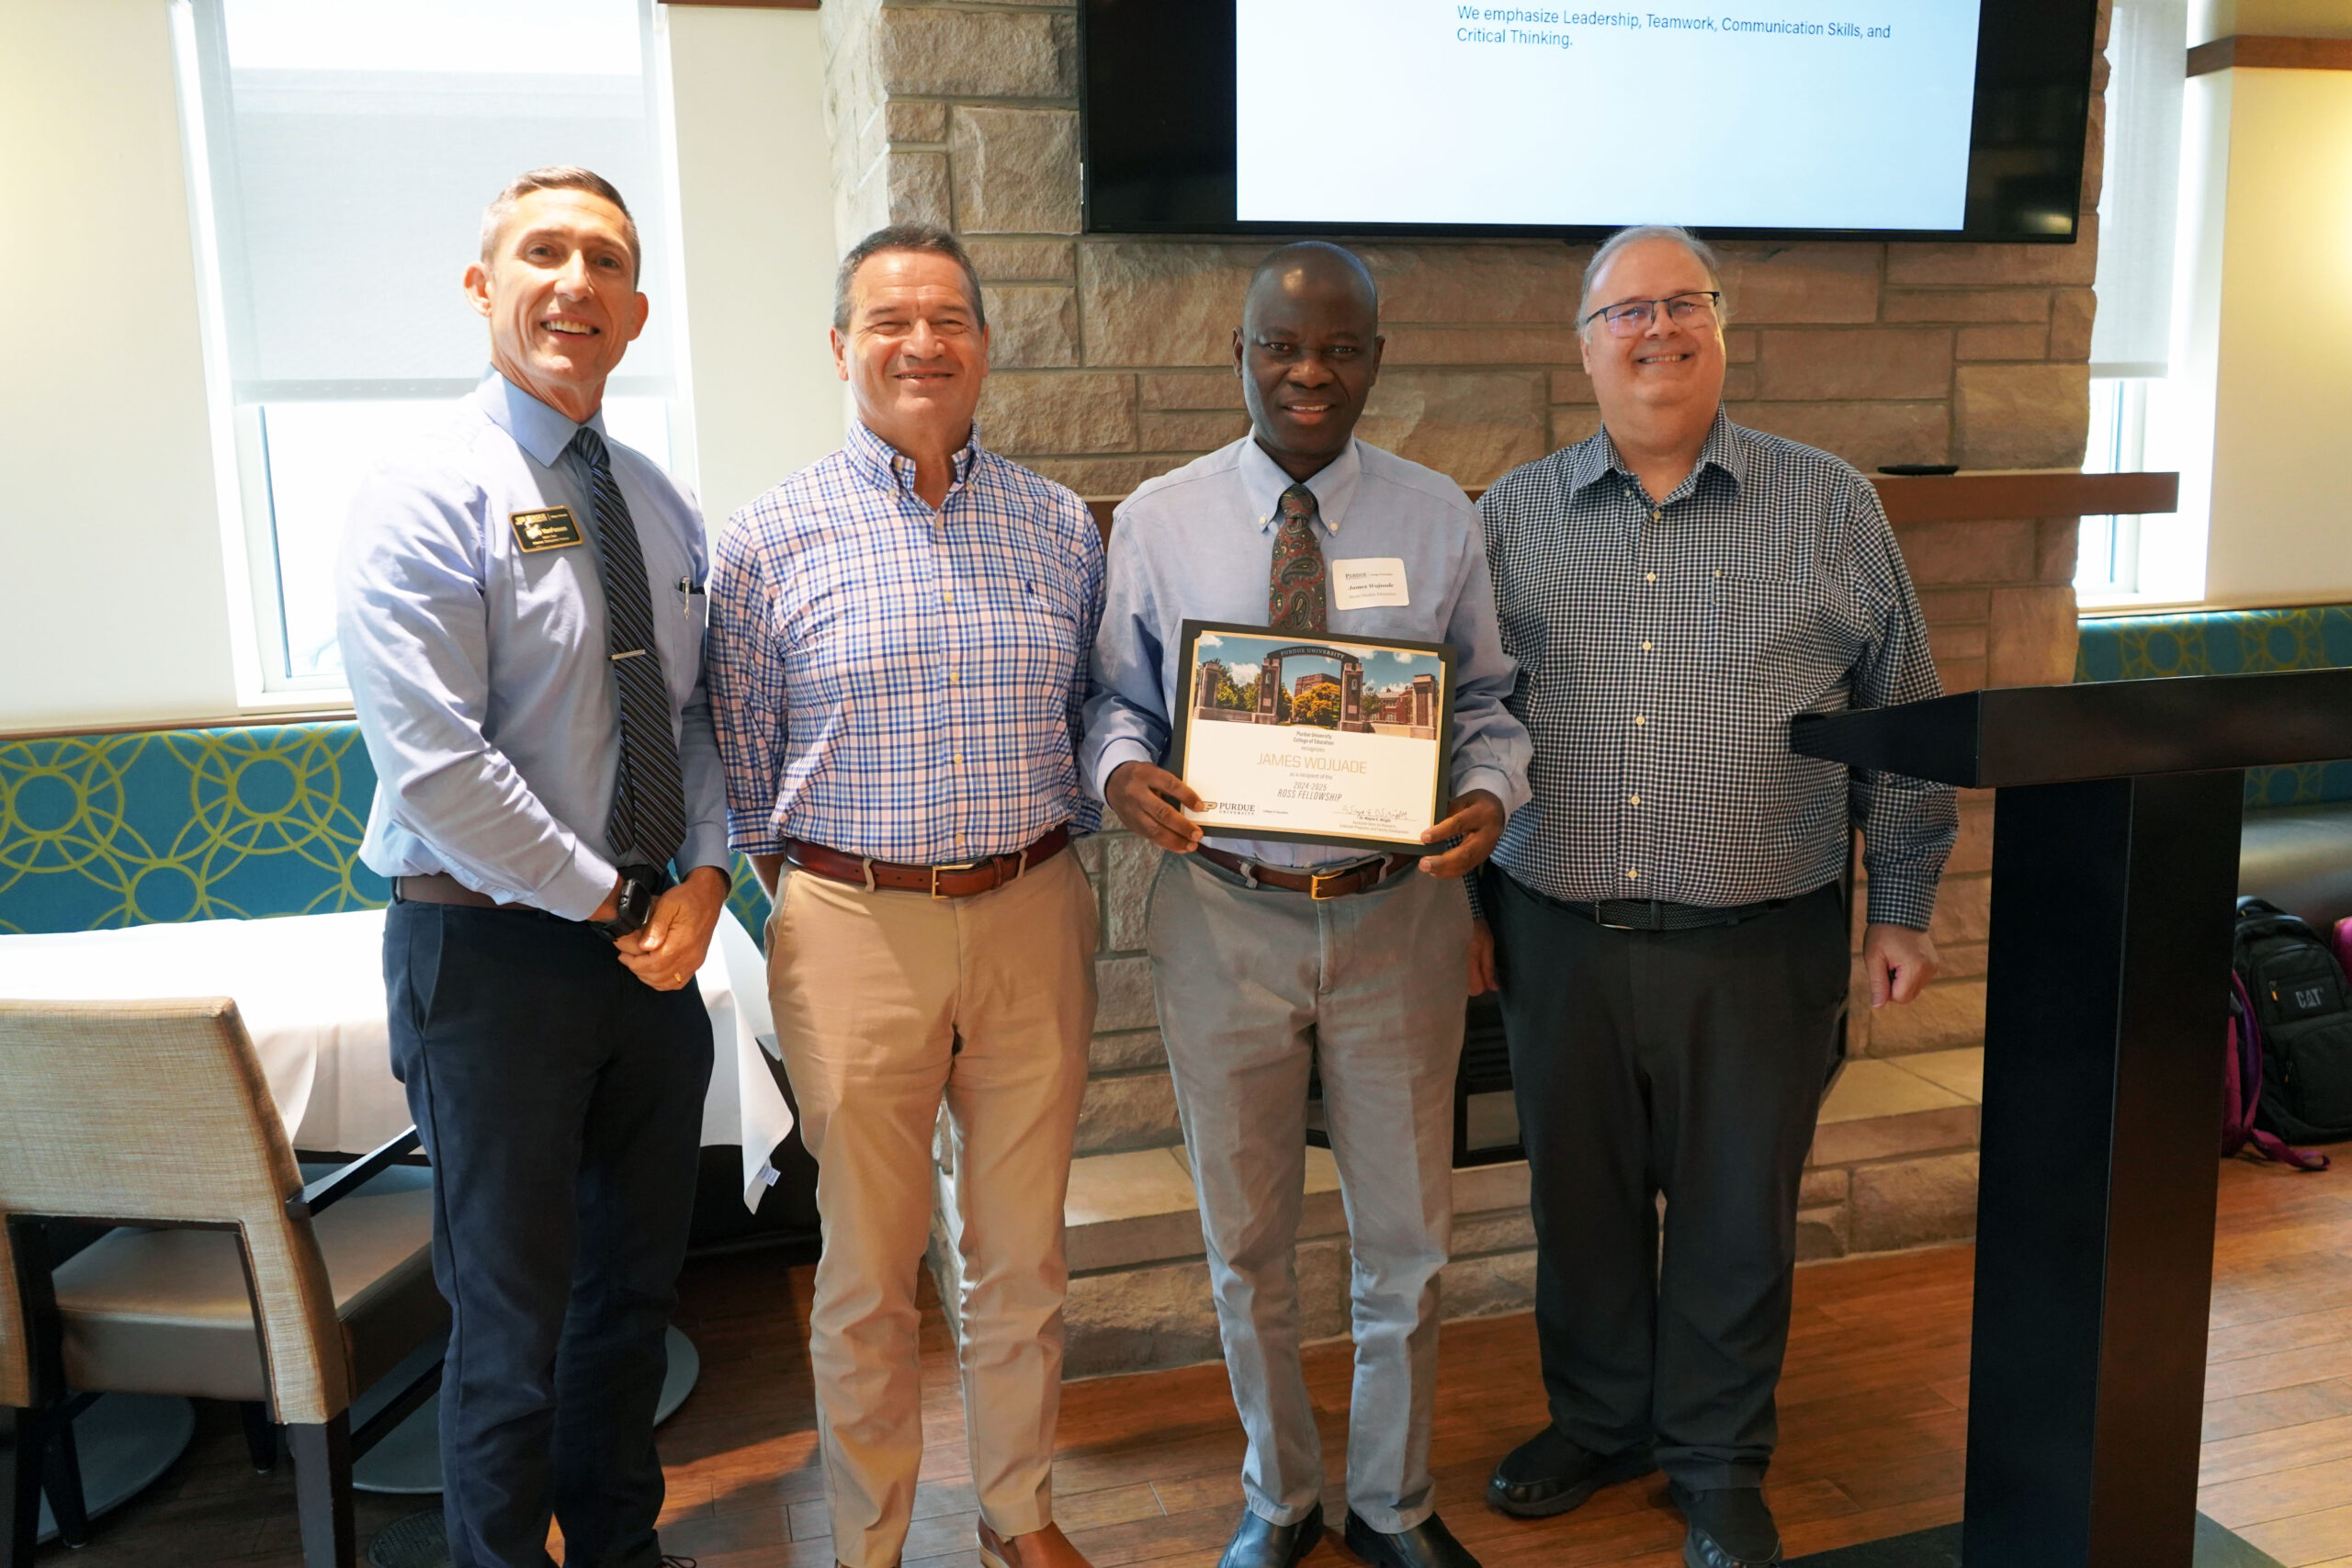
[{"x1": 509, "y1": 507, "x2": 583, "y2": 552}]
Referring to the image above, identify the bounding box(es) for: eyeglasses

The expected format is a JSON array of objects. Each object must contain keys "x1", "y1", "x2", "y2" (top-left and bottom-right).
[{"x1": 1581, "y1": 290, "x2": 1724, "y2": 336}]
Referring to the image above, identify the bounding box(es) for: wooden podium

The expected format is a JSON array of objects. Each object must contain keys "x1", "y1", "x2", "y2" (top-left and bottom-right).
[{"x1": 1783, "y1": 670, "x2": 2352, "y2": 1568}]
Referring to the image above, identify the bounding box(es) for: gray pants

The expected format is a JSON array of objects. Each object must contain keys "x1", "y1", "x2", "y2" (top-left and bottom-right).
[
  {"x1": 1487, "y1": 871, "x2": 1849, "y2": 1490},
  {"x1": 1148, "y1": 852, "x2": 1470, "y2": 1532}
]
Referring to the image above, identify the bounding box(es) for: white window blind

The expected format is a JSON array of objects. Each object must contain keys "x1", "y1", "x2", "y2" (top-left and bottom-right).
[
  {"x1": 178, "y1": 0, "x2": 685, "y2": 688},
  {"x1": 2087, "y1": 0, "x2": 2186, "y2": 378},
  {"x1": 188, "y1": 0, "x2": 674, "y2": 400}
]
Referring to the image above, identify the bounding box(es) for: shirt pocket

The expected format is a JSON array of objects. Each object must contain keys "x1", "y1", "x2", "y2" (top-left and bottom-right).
[
  {"x1": 670, "y1": 581, "x2": 711, "y2": 705},
  {"x1": 1705, "y1": 567, "x2": 1852, "y2": 704}
]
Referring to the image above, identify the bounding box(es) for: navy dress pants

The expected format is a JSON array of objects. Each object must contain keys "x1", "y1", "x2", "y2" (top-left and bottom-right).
[
  {"x1": 1487, "y1": 872, "x2": 1848, "y2": 1491},
  {"x1": 384, "y1": 899, "x2": 712, "y2": 1568}
]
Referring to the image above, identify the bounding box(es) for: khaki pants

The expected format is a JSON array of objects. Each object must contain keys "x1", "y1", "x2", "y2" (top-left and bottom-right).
[{"x1": 767, "y1": 846, "x2": 1097, "y2": 1568}]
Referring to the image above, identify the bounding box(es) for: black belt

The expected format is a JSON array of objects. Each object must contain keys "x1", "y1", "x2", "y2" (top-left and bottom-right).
[
  {"x1": 392, "y1": 873, "x2": 536, "y2": 912},
  {"x1": 1557, "y1": 894, "x2": 1793, "y2": 931},
  {"x1": 391, "y1": 870, "x2": 675, "y2": 920}
]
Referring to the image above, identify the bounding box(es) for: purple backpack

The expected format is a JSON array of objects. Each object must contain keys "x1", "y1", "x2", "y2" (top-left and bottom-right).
[{"x1": 2227, "y1": 972, "x2": 2331, "y2": 1170}]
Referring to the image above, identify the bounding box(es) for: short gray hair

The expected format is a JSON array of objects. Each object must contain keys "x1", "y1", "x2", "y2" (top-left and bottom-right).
[
  {"x1": 480, "y1": 166, "x2": 640, "y2": 284},
  {"x1": 834, "y1": 223, "x2": 987, "y2": 333},
  {"x1": 1577, "y1": 224, "x2": 1724, "y2": 326}
]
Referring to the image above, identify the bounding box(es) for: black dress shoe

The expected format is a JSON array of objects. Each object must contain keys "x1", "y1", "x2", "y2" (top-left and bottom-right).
[
  {"x1": 1342, "y1": 1510, "x2": 1482, "y2": 1568},
  {"x1": 1670, "y1": 1483, "x2": 1783, "y2": 1568},
  {"x1": 1486, "y1": 1425, "x2": 1659, "y2": 1517},
  {"x1": 1218, "y1": 1501, "x2": 1324, "y2": 1568}
]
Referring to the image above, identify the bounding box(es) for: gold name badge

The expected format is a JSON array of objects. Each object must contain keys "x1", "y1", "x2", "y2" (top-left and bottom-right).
[{"x1": 509, "y1": 507, "x2": 583, "y2": 552}]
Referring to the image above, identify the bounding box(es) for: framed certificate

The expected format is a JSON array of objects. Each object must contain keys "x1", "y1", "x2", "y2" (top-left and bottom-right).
[{"x1": 1167, "y1": 619, "x2": 1456, "y2": 855}]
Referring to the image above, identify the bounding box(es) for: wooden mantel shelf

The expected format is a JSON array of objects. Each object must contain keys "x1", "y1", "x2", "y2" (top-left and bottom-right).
[
  {"x1": 1870, "y1": 469, "x2": 2177, "y2": 525},
  {"x1": 1082, "y1": 469, "x2": 2177, "y2": 535}
]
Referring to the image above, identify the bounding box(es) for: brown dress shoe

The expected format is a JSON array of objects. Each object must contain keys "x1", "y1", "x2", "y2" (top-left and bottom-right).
[{"x1": 979, "y1": 1519, "x2": 1095, "y2": 1568}]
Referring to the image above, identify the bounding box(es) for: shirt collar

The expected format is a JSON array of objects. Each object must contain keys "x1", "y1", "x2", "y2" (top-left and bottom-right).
[
  {"x1": 1567, "y1": 404, "x2": 1746, "y2": 503},
  {"x1": 846, "y1": 418, "x2": 981, "y2": 502},
  {"x1": 1238, "y1": 434, "x2": 1362, "y2": 535},
  {"x1": 477, "y1": 367, "x2": 605, "y2": 469}
]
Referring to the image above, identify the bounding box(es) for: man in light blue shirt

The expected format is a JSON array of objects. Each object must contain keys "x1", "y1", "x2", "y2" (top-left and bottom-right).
[
  {"x1": 1083, "y1": 243, "x2": 1530, "y2": 1568},
  {"x1": 337, "y1": 165, "x2": 726, "y2": 1568},
  {"x1": 345, "y1": 370, "x2": 729, "y2": 919}
]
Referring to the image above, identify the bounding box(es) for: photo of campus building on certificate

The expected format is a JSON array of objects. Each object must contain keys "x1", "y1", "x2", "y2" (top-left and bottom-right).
[
  {"x1": 1190, "y1": 630, "x2": 1441, "y2": 739},
  {"x1": 1175, "y1": 625, "x2": 1452, "y2": 851}
]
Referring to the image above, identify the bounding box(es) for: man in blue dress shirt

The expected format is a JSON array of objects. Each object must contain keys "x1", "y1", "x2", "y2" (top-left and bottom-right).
[
  {"x1": 338, "y1": 166, "x2": 728, "y2": 1568},
  {"x1": 1084, "y1": 243, "x2": 1532, "y2": 1568}
]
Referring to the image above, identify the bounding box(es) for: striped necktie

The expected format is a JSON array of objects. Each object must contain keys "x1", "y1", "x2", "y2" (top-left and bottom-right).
[
  {"x1": 1268, "y1": 481, "x2": 1328, "y2": 634},
  {"x1": 569, "y1": 426, "x2": 687, "y2": 871}
]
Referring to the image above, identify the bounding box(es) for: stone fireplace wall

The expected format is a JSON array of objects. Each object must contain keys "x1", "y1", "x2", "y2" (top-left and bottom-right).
[{"x1": 821, "y1": 0, "x2": 2111, "y2": 1301}]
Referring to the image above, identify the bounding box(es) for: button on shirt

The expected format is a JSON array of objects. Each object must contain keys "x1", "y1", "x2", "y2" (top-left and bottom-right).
[
  {"x1": 1084, "y1": 435, "x2": 1532, "y2": 870},
  {"x1": 1476, "y1": 409, "x2": 1956, "y2": 929},
  {"x1": 706, "y1": 421, "x2": 1103, "y2": 863},
  {"x1": 337, "y1": 369, "x2": 729, "y2": 920}
]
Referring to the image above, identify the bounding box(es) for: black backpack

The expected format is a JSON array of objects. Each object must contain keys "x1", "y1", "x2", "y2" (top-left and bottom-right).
[{"x1": 2233, "y1": 897, "x2": 2352, "y2": 1146}]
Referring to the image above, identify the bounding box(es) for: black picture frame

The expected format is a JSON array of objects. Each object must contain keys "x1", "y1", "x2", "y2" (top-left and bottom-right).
[{"x1": 1167, "y1": 618, "x2": 1459, "y2": 856}]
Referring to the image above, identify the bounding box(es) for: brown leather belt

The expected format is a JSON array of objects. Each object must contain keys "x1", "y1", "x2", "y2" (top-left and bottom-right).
[
  {"x1": 784, "y1": 825, "x2": 1070, "y2": 898},
  {"x1": 1195, "y1": 845, "x2": 1416, "y2": 899},
  {"x1": 392, "y1": 873, "x2": 534, "y2": 912}
]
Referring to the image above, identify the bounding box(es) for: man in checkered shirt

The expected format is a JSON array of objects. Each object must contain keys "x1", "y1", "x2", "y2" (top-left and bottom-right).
[
  {"x1": 1473, "y1": 226, "x2": 1957, "y2": 1568},
  {"x1": 707, "y1": 224, "x2": 1102, "y2": 1568}
]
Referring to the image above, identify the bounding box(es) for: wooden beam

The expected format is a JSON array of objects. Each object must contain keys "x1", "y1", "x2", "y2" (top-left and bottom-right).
[
  {"x1": 1872, "y1": 470, "x2": 2178, "y2": 525},
  {"x1": 2188, "y1": 34, "x2": 2352, "y2": 76}
]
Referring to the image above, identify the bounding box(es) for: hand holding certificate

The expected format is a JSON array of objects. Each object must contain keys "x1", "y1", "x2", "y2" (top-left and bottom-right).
[{"x1": 1165, "y1": 620, "x2": 1456, "y2": 855}]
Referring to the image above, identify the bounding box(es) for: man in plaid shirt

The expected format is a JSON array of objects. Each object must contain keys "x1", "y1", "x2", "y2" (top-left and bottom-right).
[
  {"x1": 1474, "y1": 226, "x2": 1956, "y2": 1568},
  {"x1": 706, "y1": 224, "x2": 1102, "y2": 1568}
]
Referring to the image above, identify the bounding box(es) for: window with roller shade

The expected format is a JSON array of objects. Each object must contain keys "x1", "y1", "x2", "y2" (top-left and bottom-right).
[
  {"x1": 2077, "y1": 0, "x2": 2189, "y2": 606},
  {"x1": 175, "y1": 0, "x2": 688, "y2": 690}
]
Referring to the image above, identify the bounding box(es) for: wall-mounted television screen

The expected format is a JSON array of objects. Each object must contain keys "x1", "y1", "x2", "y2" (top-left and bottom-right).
[{"x1": 1082, "y1": 0, "x2": 2098, "y2": 243}]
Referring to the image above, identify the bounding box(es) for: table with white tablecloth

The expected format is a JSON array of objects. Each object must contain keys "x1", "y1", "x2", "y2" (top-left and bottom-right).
[{"x1": 0, "y1": 908, "x2": 793, "y2": 1209}]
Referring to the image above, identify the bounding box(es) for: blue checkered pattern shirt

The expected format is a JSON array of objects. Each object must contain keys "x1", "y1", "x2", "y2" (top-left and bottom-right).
[
  {"x1": 707, "y1": 421, "x2": 1104, "y2": 863},
  {"x1": 1478, "y1": 409, "x2": 1956, "y2": 930}
]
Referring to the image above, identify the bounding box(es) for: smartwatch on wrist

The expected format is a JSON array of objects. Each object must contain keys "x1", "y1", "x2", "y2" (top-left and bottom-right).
[{"x1": 590, "y1": 863, "x2": 667, "y2": 941}]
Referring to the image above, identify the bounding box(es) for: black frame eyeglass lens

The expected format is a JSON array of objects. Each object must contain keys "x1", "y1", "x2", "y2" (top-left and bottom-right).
[{"x1": 1588, "y1": 292, "x2": 1723, "y2": 334}]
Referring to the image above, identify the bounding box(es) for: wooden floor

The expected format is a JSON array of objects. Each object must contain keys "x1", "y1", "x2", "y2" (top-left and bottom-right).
[{"x1": 40, "y1": 1155, "x2": 2352, "y2": 1567}]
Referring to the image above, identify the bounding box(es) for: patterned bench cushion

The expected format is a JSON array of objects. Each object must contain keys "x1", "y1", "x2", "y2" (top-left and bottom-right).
[
  {"x1": 2075, "y1": 605, "x2": 2352, "y2": 807},
  {"x1": 0, "y1": 721, "x2": 772, "y2": 939}
]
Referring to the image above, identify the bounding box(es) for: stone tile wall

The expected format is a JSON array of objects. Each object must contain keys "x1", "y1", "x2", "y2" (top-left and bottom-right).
[
  {"x1": 1069, "y1": 832, "x2": 1175, "y2": 1156},
  {"x1": 829, "y1": 0, "x2": 2115, "y2": 1260}
]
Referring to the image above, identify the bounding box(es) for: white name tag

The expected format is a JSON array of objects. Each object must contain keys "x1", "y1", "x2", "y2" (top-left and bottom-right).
[{"x1": 1329, "y1": 558, "x2": 1410, "y2": 611}]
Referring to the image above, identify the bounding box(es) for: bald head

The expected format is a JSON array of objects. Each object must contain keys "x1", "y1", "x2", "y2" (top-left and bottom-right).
[
  {"x1": 1233, "y1": 241, "x2": 1385, "y2": 482},
  {"x1": 1245, "y1": 241, "x2": 1380, "y2": 332}
]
